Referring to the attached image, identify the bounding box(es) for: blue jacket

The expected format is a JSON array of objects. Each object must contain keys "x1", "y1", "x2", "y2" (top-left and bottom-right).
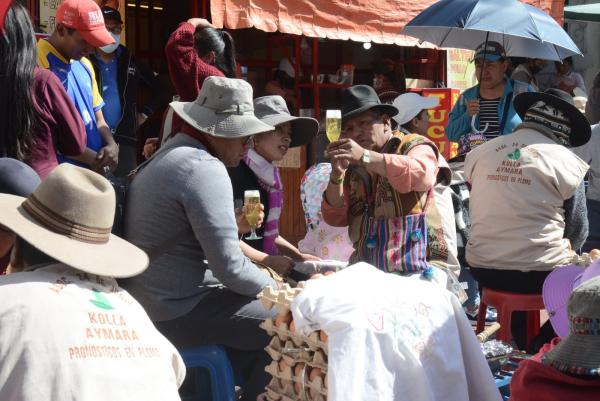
[{"x1": 446, "y1": 79, "x2": 532, "y2": 142}]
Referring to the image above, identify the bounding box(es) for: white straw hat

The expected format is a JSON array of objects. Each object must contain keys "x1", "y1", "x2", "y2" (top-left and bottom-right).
[
  {"x1": 0, "y1": 164, "x2": 148, "y2": 278},
  {"x1": 170, "y1": 76, "x2": 274, "y2": 138}
]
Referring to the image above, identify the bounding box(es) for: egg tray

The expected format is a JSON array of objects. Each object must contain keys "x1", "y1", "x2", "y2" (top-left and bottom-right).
[
  {"x1": 265, "y1": 360, "x2": 328, "y2": 397},
  {"x1": 260, "y1": 319, "x2": 329, "y2": 354},
  {"x1": 258, "y1": 283, "x2": 305, "y2": 315},
  {"x1": 265, "y1": 378, "x2": 326, "y2": 401},
  {"x1": 265, "y1": 337, "x2": 328, "y2": 370}
]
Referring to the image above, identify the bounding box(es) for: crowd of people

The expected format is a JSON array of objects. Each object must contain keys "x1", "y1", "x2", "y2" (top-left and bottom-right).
[{"x1": 1, "y1": 0, "x2": 600, "y2": 400}]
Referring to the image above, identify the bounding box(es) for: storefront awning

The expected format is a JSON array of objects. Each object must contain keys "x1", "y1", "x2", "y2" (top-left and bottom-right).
[
  {"x1": 211, "y1": 0, "x2": 565, "y2": 47},
  {"x1": 564, "y1": 3, "x2": 600, "y2": 22}
]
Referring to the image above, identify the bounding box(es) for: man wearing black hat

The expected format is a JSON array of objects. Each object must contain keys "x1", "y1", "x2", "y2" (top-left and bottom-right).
[
  {"x1": 322, "y1": 85, "x2": 451, "y2": 274},
  {"x1": 90, "y1": 6, "x2": 167, "y2": 176},
  {"x1": 464, "y1": 88, "x2": 590, "y2": 350}
]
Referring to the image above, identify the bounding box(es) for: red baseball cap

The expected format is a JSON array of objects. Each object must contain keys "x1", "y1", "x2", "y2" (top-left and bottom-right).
[{"x1": 56, "y1": 0, "x2": 114, "y2": 47}]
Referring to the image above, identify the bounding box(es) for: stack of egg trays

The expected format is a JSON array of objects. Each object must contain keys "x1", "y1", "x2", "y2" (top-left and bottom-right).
[{"x1": 258, "y1": 284, "x2": 328, "y2": 401}]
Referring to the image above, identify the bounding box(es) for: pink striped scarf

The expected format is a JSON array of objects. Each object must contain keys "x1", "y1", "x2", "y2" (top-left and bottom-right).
[{"x1": 243, "y1": 149, "x2": 283, "y2": 255}]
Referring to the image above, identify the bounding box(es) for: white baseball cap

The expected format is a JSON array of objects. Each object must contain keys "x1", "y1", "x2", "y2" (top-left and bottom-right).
[{"x1": 392, "y1": 93, "x2": 440, "y2": 126}]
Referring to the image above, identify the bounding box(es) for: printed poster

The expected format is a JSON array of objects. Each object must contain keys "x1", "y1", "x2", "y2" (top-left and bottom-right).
[{"x1": 446, "y1": 49, "x2": 477, "y2": 92}]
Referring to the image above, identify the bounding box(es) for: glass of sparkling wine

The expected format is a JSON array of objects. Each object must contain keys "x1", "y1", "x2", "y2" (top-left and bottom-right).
[
  {"x1": 326, "y1": 109, "x2": 342, "y2": 143},
  {"x1": 244, "y1": 190, "x2": 262, "y2": 240}
]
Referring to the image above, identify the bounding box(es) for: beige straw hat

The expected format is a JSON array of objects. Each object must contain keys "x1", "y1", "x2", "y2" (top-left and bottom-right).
[
  {"x1": 0, "y1": 164, "x2": 148, "y2": 278},
  {"x1": 170, "y1": 76, "x2": 274, "y2": 138}
]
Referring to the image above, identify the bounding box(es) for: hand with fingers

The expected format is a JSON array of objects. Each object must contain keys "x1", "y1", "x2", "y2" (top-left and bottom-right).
[
  {"x1": 467, "y1": 99, "x2": 480, "y2": 117},
  {"x1": 187, "y1": 18, "x2": 215, "y2": 29},
  {"x1": 326, "y1": 138, "x2": 364, "y2": 166},
  {"x1": 236, "y1": 203, "x2": 265, "y2": 234},
  {"x1": 95, "y1": 143, "x2": 119, "y2": 173}
]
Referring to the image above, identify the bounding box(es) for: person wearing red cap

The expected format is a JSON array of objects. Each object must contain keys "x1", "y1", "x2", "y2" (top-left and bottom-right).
[{"x1": 37, "y1": 0, "x2": 119, "y2": 173}]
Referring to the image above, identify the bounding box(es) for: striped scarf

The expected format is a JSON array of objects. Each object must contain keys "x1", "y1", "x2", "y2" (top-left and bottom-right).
[{"x1": 243, "y1": 149, "x2": 283, "y2": 255}]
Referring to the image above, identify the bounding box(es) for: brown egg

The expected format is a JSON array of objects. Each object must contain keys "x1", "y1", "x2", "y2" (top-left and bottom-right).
[
  {"x1": 319, "y1": 330, "x2": 328, "y2": 342},
  {"x1": 309, "y1": 387, "x2": 321, "y2": 401},
  {"x1": 294, "y1": 362, "x2": 306, "y2": 377},
  {"x1": 294, "y1": 381, "x2": 302, "y2": 395},
  {"x1": 323, "y1": 271, "x2": 335, "y2": 276},
  {"x1": 309, "y1": 367, "x2": 323, "y2": 382},
  {"x1": 310, "y1": 273, "x2": 324, "y2": 280},
  {"x1": 274, "y1": 311, "x2": 292, "y2": 328},
  {"x1": 278, "y1": 359, "x2": 288, "y2": 373}
]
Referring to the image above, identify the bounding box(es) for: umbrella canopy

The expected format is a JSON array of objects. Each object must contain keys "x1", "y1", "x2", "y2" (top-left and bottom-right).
[
  {"x1": 564, "y1": 3, "x2": 600, "y2": 23},
  {"x1": 402, "y1": 0, "x2": 581, "y2": 61}
]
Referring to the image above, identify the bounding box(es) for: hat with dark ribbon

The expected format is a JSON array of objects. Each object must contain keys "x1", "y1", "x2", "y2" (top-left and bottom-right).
[
  {"x1": 341, "y1": 85, "x2": 398, "y2": 122},
  {"x1": 0, "y1": 164, "x2": 148, "y2": 278},
  {"x1": 514, "y1": 88, "x2": 591, "y2": 147}
]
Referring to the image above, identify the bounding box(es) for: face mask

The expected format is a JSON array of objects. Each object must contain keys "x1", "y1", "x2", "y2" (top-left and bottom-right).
[{"x1": 99, "y1": 33, "x2": 120, "y2": 54}]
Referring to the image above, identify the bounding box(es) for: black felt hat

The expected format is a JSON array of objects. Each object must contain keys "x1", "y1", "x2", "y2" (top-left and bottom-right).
[
  {"x1": 514, "y1": 88, "x2": 591, "y2": 147},
  {"x1": 341, "y1": 85, "x2": 398, "y2": 122},
  {"x1": 0, "y1": 158, "x2": 40, "y2": 197}
]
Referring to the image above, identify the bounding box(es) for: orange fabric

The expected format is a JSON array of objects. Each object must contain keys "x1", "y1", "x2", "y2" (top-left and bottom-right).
[{"x1": 211, "y1": 0, "x2": 564, "y2": 46}]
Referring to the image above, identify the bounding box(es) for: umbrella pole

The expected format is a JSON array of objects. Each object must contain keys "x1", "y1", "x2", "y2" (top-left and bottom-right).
[{"x1": 479, "y1": 31, "x2": 489, "y2": 90}]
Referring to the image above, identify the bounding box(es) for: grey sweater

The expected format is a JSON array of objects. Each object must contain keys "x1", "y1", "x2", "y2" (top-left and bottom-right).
[{"x1": 121, "y1": 134, "x2": 276, "y2": 321}]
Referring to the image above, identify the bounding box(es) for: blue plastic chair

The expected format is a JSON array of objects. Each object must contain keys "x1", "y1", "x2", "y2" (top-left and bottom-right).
[{"x1": 179, "y1": 345, "x2": 237, "y2": 401}]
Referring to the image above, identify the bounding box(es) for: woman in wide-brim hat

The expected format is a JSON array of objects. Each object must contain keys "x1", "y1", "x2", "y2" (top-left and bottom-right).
[{"x1": 228, "y1": 95, "x2": 320, "y2": 273}]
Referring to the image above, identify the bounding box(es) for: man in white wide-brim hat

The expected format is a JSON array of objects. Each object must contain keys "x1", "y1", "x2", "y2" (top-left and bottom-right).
[
  {"x1": 0, "y1": 164, "x2": 185, "y2": 401},
  {"x1": 122, "y1": 76, "x2": 279, "y2": 401}
]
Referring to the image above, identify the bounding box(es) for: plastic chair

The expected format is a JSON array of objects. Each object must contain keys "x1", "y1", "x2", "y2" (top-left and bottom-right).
[
  {"x1": 476, "y1": 288, "x2": 544, "y2": 348},
  {"x1": 179, "y1": 345, "x2": 237, "y2": 401}
]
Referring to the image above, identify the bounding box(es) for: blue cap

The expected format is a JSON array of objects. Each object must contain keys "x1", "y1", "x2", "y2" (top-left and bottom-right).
[
  {"x1": 0, "y1": 158, "x2": 40, "y2": 197},
  {"x1": 474, "y1": 41, "x2": 506, "y2": 62}
]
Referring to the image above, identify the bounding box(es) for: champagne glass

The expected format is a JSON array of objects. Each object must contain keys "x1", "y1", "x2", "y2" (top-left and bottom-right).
[
  {"x1": 244, "y1": 190, "x2": 262, "y2": 240},
  {"x1": 326, "y1": 110, "x2": 342, "y2": 143}
]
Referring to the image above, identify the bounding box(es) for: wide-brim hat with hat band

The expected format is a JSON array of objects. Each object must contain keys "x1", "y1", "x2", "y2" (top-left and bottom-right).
[
  {"x1": 542, "y1": 276, "x2": 600, "y2": 377},
  {"x1": 253, "y1": 95, "x2": 319, "y2": 148},
  {"x1": 514, "y1": 88, "x2": 591, "y2": 147},
  {"x1": 0, "y1": 164, "x2": 148, "y2": 278},
  {"x1": 170, "y1": 76, "x2": 274, "y2": 138},
  {"x1": 341, "y1": 85, "x2": 398, "y2": 122},
  {"x1": 543, "y1": 261, "x2": 600, "y2": 338},
  {"x1": 56, "y1": 0, "x2": 115, "y2": 48},
  {"x1": 392, "y1": 93, "x2": 439, "y2": 126}
]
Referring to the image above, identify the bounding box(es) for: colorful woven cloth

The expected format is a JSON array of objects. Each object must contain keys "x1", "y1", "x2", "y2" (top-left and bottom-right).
[{"x1": 298, "y1": 163, "x2": 354, "y2": 261}]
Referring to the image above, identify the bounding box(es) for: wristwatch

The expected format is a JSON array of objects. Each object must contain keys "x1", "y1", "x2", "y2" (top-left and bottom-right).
[{"x1": 361, "y1": 149, "x2": 371, "y2": 165}]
